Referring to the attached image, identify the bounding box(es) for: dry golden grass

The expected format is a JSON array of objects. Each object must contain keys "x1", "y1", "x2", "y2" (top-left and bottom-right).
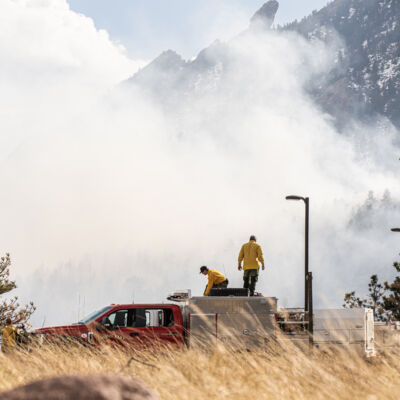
[{"x1": 0, "y1": 340, "x2": 399, "y2": 400}]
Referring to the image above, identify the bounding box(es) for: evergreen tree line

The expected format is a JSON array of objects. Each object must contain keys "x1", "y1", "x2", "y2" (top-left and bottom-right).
[{"x1": 343, "y1": 259, "x2": 400, "y2": 321}]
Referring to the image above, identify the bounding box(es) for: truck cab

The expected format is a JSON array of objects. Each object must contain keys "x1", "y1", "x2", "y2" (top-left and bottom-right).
[{"x1": 35, "y1": 304, "x2": 185, "y2": 349}]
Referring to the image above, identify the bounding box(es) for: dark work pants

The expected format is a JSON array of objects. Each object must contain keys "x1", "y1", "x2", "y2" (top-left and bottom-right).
[
  {"x1": 243, "y1": 269, "x2": 259, "y2": 296},
  {"x1": 213, "y1": 279, "x2": 229, "y2": 289}
]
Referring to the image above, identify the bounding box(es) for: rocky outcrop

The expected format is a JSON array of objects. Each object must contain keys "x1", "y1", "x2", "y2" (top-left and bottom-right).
[
  {"x1": 127, "y1": 0, "x2": 400, "y2": 129},
  {"x1": 284, "y1": 0, "x2": 400, "y2": 128},
  {"x1": 130, "y1": 49, "x2": 186, "y2": 98},
  {"x1": 250, "y1": 0, "x2": 279, "y2": 30},
  {"x1": 127, "y1": 1, "x2": 281, "y2": 98},
  {"x1": 0, "y1": 375, "x2": 161, "y2": 400}
]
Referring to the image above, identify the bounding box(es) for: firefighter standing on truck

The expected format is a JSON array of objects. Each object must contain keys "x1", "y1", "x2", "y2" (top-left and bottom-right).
[
  {"x1": 200, "y1": 266, "x2": 229, "y2": 296},
  {"x1": 238, "y1": 235, "x2": 265, "y2": 296},
  {"x1": 1, "y1": 317, "x2": 19, "y2": 353}
]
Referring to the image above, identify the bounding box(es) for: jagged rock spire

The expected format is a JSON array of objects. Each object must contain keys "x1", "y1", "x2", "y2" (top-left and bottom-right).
[{"x1": 250, "y1": 1, "x2": 279, "y2": 30}]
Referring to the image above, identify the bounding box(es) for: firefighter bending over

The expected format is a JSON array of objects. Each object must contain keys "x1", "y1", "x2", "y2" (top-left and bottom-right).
[
  {"x1": 200, "y1": 266, "x2": 229, "y2": 296},
  {"x1": 238, "y1": 235, "x2": 265, "y2": 296},
  {"x1": 1, "y1": 317, "x2": 20, "y2": 352}
]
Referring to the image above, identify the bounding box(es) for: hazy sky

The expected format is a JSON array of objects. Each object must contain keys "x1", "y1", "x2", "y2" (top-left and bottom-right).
[{"x1": 67, "y1": 0, "x2": 330, "y2": 60}]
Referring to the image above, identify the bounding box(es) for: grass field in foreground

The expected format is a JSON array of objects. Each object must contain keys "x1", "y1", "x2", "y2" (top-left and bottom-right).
[{"x1": 0, "y1": 341, "x2": 399, "y2": 400}]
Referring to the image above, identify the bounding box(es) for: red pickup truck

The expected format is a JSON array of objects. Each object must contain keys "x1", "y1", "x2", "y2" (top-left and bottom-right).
[
  {"x1": 35, "y1": 295, "x2": 278, "y2": 349},
  {"x1": 35, "y1": 303, "x2": 185, "y2": 348},
  {"x1": 34, "y1": 296, "x2": 377, "y2": 356}
]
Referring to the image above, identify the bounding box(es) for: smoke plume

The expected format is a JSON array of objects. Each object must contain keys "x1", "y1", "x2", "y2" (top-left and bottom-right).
[{"x1": 1, "y1": 0, "x2": 399, "y2": 326}]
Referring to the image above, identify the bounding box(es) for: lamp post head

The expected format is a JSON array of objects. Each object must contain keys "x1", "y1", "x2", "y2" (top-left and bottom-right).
[
  {"x1": 391, "y1": 228, "x2": 400, "y2": 232},
  {"x1": 286, "y1": 195, "x2": 304, "y2": 201}
]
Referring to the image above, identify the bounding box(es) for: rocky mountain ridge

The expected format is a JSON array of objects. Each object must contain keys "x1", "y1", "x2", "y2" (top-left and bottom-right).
[
  {"x1": 128, "y1": 0, "x2": 400, "y2": 129},
  {"x1": 284, "y1": 0, "x2": 400, "y2": 128}
]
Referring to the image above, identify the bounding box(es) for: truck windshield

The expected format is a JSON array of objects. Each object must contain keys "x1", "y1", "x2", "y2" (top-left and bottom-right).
[{"x1": 77, "y1": 306, "x2": 112, "y2": 324}]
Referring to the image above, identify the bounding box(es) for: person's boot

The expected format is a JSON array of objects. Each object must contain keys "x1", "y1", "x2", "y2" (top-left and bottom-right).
[
  {"x1": 243, "y1": 278, "x2": 249, "y2": 295},
  {"x1": 250, "y1": 277, "x2": 256, "y2": 296}
]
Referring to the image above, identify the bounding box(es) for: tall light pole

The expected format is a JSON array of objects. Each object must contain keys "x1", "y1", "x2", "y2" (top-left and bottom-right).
[{"x1": 286, "y1": 195, "x2": 310, "y2": 312}]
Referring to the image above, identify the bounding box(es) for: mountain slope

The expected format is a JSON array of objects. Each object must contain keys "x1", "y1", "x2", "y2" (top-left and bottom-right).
[
  {"x1": 128, "y1": 0, "x2": 400, "y2": 129},
  {"x1": 284, "y1": 0, "x2": 400, "y2": 127},
  {"x1": 126, "y1": 2, "x2": 279, "y2": 105}
]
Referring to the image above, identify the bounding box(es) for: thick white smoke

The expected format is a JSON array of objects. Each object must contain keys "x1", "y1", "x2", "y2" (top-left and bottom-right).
[{"x1": 1, "y1": 0, "x2": 399, "y2": 326}]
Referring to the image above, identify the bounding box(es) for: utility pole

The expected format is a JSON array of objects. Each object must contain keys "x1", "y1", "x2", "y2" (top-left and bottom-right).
[
  {"x1": 304, "y1": 197, "x2": 309, "y2": 312},
  {"x1": 286, "y1": 195, "x2": 310, "y2": 312},
  {"x1": 307, "y1": 271, "x2": 313, "y2": 348}
]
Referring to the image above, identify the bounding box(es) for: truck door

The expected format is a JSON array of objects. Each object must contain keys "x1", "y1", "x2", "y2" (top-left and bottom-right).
[
  {"x1": 95, "y1": 308, "x2": 133, "y2": 347},
  {"x1": 102, "y1": 308, "x2": 150, "y2": 347},
  {"x1": 123, "y1": 306, "x2": 184, "y2": 348},
  {"x1": 141, "y1": 307, "x2": 184, "y2": 347}
]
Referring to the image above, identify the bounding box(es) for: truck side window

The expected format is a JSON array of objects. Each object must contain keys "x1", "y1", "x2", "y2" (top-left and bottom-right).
[
  {"x1": 130, "y1": 309, "x2": 147, "y2": 328},
  {"x1": 108, "y1": 308, "x2": 175, "y2": 328},
  {"x1": 106, "y1": 310, "x2": 128, "y2": 329},
  {"x1": 164, "y1": 309, "x2": 174, "y2": 327},
  {"x1": 142, "y1": 309, "x2": 175, "y2": 327}
]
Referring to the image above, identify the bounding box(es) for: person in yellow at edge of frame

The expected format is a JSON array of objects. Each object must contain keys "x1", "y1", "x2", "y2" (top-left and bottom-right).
[
  {"x1": 1, "y1": 317, "x2": 20, "y2": 353},
  {"x1": 238, "y1": 235, "x2": 265, "y2": 296},
  {"x1": 200, "y1": 266, "x2": 229, "y2": 296}
]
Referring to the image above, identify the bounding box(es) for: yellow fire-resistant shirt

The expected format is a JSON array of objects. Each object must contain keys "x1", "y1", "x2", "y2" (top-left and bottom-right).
[
  {"x1": 2, "y1": 324, "x2": 19, "y2": 348},
  {"x1": 238, "y1": 240, "x2": 264, "y2": 270},
  {"x1": 204, "y1": 269, "x2": 227, "y2": 296}
]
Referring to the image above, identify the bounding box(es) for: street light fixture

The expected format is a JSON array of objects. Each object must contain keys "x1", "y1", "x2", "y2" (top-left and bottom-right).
[
  {"x1": 285, "y1": 195, "x2": 310, "y2": 312},
  {"x1": 285, "y1": 195, "x2": 304, "y2": 201},
  {"x1": 391, "y1": 228, "x2": 400, "y2": 232}
]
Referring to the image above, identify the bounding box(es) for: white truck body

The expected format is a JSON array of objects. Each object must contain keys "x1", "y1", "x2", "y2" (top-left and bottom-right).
[
  {"x1": 168, "y1": 291, "x2": 377, "y2": 354},
  {"x1": 187, "y1": 296, "x2": 277, "y2": 349}
]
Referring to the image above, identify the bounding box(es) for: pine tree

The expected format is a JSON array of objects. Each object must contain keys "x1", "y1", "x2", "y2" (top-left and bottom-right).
[
  {"x1": 368, "y1": 274, "x2": 387, "y2": 320},
  {"x1": 0, "y1": 253, "x2": 35, "y2": 326},
  {"x1": 343, "y1": 274, "x2": 386, "y2": 320},
  {"x1": 343, "y1": 290, "x2": 364, "y2": 309},
  {"x1": 382, "y1": 261, "x2": 400, "y2": 321},
  {"x1": 344, "y1": 262, "x2": 400, "y2": 321}
]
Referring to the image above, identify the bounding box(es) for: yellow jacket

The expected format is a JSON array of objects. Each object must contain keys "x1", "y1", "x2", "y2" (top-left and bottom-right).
[
  {"x1": 204, "y1": 269, "x2": 227, "y2": 296},
  {"x1": 2, "y1": 324, "x2": 19, "y2": 348},
  {"x1": 238, "y1": 240, "x2": 264, "y2": 270}
]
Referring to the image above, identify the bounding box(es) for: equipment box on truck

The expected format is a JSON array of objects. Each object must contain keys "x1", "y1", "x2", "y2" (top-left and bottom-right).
[{"x1": 188, "y1": 296, "x2": 277, "y2": 349}]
